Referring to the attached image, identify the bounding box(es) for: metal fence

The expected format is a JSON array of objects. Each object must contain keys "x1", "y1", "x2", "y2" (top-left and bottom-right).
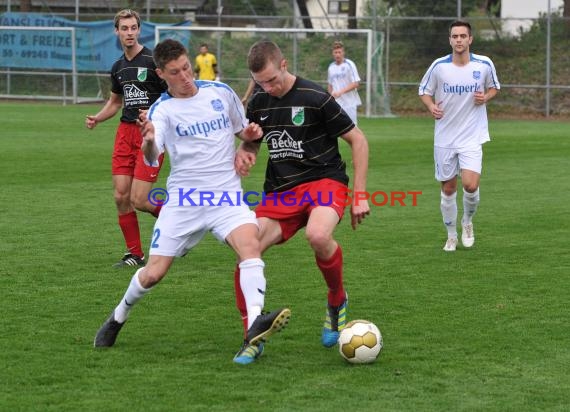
[
  {"x1": 1, "y1": 4, "x2": 569, "y2": 117},
  {"x1": 376, "y1": 14, "x2": 570, "y2": 118}
]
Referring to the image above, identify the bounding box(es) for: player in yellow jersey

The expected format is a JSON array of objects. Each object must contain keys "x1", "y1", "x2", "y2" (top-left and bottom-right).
[{"x1": 194, "y1": 43, "x2": 219, "y2": 81}]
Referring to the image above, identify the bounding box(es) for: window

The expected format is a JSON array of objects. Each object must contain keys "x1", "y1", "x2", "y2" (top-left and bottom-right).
[{"x1": 328, "y1": 1, "x2": 350, "y2": 14}]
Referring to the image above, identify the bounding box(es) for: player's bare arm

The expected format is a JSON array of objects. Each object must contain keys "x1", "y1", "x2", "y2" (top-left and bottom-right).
[
  {"x1": 138, "y1": 118, "x2": 159, "y2": 165},
  {"x1": 235, "y1": 140, "x2": 261, "y2": 177},
  {"x1": 238, "y1": 122, "x2": 263, "y2": 142},
  {"x1": 331, "y1": 81, "x2": 360, "y2": 99},
  {"x1": 85, "y1": 92, "x2": 123, "y2": 129},
  {"x1": 420, "y1": 94, "x2": 443, "y2": 119},
  {"x1": 138, "y1": 108, "x2": 149, "y2": 121},
  {"x1": 474, "y1": 87, "x2": 498, "y2": 106},
  {"x1": 341, "y1": 127, "x2": 371, "y2": 230}
]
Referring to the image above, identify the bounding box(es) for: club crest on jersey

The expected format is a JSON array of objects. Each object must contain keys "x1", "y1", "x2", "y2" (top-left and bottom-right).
[
  {"x1": 137, "y1": 68, "x2": 148, "y2": 81},
  {"x1": 472, "y1": 71, "x2": 481, "y2": 80},
  {"x1": 292, "y1": 107, "x2": 305, "y2": 126},
  {"x1": 211, "y1": 99, "x2": 224, "y2": 112}
]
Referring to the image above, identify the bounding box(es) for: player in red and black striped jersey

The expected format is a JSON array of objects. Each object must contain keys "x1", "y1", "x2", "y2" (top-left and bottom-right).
[
  {"x1": 246, "y1": 75, "x2": 352, "y2": 193},
  {"x1": 233, "y1": 40, "x2": 371, "y2": 360},
  {"x1": 85, "y1": 9, "x2": 167, "y2": 268}
]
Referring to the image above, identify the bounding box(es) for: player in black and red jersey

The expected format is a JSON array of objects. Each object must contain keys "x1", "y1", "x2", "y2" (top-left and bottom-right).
[
  {"x1": 85, "y1": 9, "x2": 166, "y2": 268},
  {"x1": 232, "y1": 40, "x2": 370, "y2": 364}
]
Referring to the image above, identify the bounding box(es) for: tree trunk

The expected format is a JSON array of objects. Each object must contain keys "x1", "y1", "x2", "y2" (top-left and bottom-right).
[
  {"x1": 295, "y1": 0, "x2": 313, "y2": 29},
  {"x1": 348, "y1": 0, "x2": 357, "y2": 29},
  {"x1": 562, "y1": 0, "x2": 570, "y2": 32}
]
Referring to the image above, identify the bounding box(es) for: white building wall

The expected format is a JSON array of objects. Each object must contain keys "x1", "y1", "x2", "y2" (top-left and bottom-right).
[
  {"x1": 501, "y1": 0, "x2": 564, "y2": 35},
  {"x1": 305, "y1": 0, "x2": 366, "y2": 30}
]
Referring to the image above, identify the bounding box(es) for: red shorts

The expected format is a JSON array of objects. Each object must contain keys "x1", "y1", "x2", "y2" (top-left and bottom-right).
[
  {"x1": 111, "y1": 122, "x2": 164, "y2": 182},
  {"x1": 255, "y1": 178, "x2": 347, "y2": 243}
]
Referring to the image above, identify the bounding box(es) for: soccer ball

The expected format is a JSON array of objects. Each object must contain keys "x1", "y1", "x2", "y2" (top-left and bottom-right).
[{"x1": 338, "y1": 320, "x2": 382, "y2": 364}]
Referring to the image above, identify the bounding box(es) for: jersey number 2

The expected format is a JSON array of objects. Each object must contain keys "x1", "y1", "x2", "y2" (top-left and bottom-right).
[{"x1": 151, "y1": 228, "x2": 160, "y2": 248}]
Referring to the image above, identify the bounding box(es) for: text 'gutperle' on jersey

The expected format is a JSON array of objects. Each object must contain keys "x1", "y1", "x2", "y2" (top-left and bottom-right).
[
  {"x1": 419, "y1": 52, "x2": 501, "y2": 149},
  {"x1": 110, "y1": 46, "x2": 166, "y2": 123},
  {"x1": 147, "y1": 81, "x2": 247, "y2": 195},
  {"x1": 247, "y1": 77, "x2": 355, "y2": 193}
]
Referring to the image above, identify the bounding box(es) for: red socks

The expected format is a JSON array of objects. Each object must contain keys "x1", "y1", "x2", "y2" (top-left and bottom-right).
[
  {"x1": 316, "y1": 245, "x2": 346, "y2": 307},
  {"x1": 234, "y1": 264, "x2": 248, "y2": 338},
  {"x1": 151, "y1": 204, "x2": 162, "y2": 218},
  {"x1": 118, "y1": 211, "x2": 143, "y2": 257}
]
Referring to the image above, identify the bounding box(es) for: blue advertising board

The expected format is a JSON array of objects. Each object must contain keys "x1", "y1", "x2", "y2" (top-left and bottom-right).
[{"x1": 0, "y1": 12, "x2": 190, "y2": 72}]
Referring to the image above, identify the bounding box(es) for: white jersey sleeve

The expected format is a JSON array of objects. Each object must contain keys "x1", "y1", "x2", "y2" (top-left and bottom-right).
[{"x1": 144, "y1": 94, "x2": 169, "y2": 167}]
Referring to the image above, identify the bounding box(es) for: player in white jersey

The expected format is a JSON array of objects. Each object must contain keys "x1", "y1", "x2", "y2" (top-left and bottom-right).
[
  {"x1": 327, "y1": 40, "x2": 362, "y2": 125},
  {"x1": 94, "y1": 39, "x2": 290, "y2": 364},
  {"x1": 419, "y1": 20, "x2": 500, "y2": 252}
]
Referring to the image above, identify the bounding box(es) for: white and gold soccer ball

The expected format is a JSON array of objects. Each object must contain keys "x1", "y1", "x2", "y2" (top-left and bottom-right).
[{"x1": 338, "y1": 320, "x2": 382, "y2": 364}]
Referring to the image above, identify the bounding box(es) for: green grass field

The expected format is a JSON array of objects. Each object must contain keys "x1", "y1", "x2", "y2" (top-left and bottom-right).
[{"x1": 1, "y1": 102, "x2": 568, "y2": 411}]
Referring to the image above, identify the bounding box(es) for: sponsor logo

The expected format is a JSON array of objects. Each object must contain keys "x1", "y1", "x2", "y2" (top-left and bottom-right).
[
  {"x1": 265, "y1": 130, "x2": 304, "y2": 160},
  {"x1": 137, "y1": 67, "x2": 148, "y2": 81},
  {"x1": 175, "y1": 113, "x2": 231, "y2": 138},
  {"x1": 123, "y1": 84, "x2": 149, "y2": 107},
  {"x1": 211, "y1": 98, "x2": 224, "y2": 112},
  {"x1": 124, "y1": 84, "x2": 147, "y2": 99},
  {"x1": 260, "y1": 115, "x2": 269, "y2": 121},
  {"x1": 291, "y1": 106, "x2": 305, "y2": 125},
  {"x1": 472, "y1": 71, "x2": 481, "y2": 80},
  {"x1": 442, "y1": 82, "x2": 480, "y2": 95}
]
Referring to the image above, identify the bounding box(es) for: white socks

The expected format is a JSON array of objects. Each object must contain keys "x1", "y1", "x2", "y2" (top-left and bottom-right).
[
  {"x1": 111, "y1": 259, "x2": 268, "y2": 329},
  {"x1": 440, "y1": 191, "x2": 458, "y2": 239},
  {"x1": 239, "y1": 258, "x2": 266, "y2": 330},
  {"x1": 114, "y1": 268, "x2": 152, "y2": 323},
  {"x1": 462, "y1": 188, "x2": 480, "y2": 225}
]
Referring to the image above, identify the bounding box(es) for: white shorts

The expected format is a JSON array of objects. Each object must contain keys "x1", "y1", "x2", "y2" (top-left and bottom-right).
[
  {"x1": 434, "y1": 145, "x2": 483, "y2": 182},
  {"x1": 148, "y1": 203, "x2": 258, "y2": 257},
  {"x1": 342, "y1": 106, "x2": 358, "y2": 125}
]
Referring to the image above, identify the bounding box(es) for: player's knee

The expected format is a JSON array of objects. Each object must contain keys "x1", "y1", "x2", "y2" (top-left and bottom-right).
[
  {"x1": 237, "y1": 245, "x2": 261, "y2": 261},
  {"x1": 130, "y1": 194, "x2": 147, "y2": 212},
  {"x1": 441, "y1": 185, "x2": 457, "y2": 197},
  {"x1": 113, "y1": 190, "x2": 131, "y2": 208},
  {"x1": 139, "y1": 267, "x2": 165, "y2": 288},
  {"x1": 463, "y1": 183, "x2": 479, "y2": 193},
  {"x1": 305, "y1": 229, "x2": 331, "y2": 251}
]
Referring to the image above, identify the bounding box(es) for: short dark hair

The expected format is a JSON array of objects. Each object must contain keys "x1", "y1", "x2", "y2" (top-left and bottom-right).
[
  {"x1": 247, "y1": 40, "x2": 283, "y2": 73},
  {"x1": 114, "y1": 9, "x2": 140, "y2": 29},
  {"x1": 449, "y1": 20, "x2": 472, "y2": 36},
  {"x1": 153, "y1": 39, "x2": 188, "y2": 70}
]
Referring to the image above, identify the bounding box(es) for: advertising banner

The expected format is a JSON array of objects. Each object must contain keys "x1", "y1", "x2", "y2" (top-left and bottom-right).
[{"x1": 0, "y1": 12, "x2": 190, "y2": 71}]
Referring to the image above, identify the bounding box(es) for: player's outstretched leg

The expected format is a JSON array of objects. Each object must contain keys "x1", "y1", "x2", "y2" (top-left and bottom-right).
[
  {"x1": 247, "y1": 308, "x2": 291, "y2": 345},
  {"x1": 321, "y1": 296, "x2": 348, "y2": 347},
  {"x1": 233, "y1": 341, "x2": 265, "y2": 365},
  {"x1": 94, "y1": 311, "x2": 125, "y2": 347},
  {"x1": 233, "y1": 308, "x2": 290, "y2": 365}
]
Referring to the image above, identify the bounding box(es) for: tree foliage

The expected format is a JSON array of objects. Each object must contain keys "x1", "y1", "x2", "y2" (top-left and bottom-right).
[{"x1": 384, "y1": 0, "x2": 482, "y2": 56}]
